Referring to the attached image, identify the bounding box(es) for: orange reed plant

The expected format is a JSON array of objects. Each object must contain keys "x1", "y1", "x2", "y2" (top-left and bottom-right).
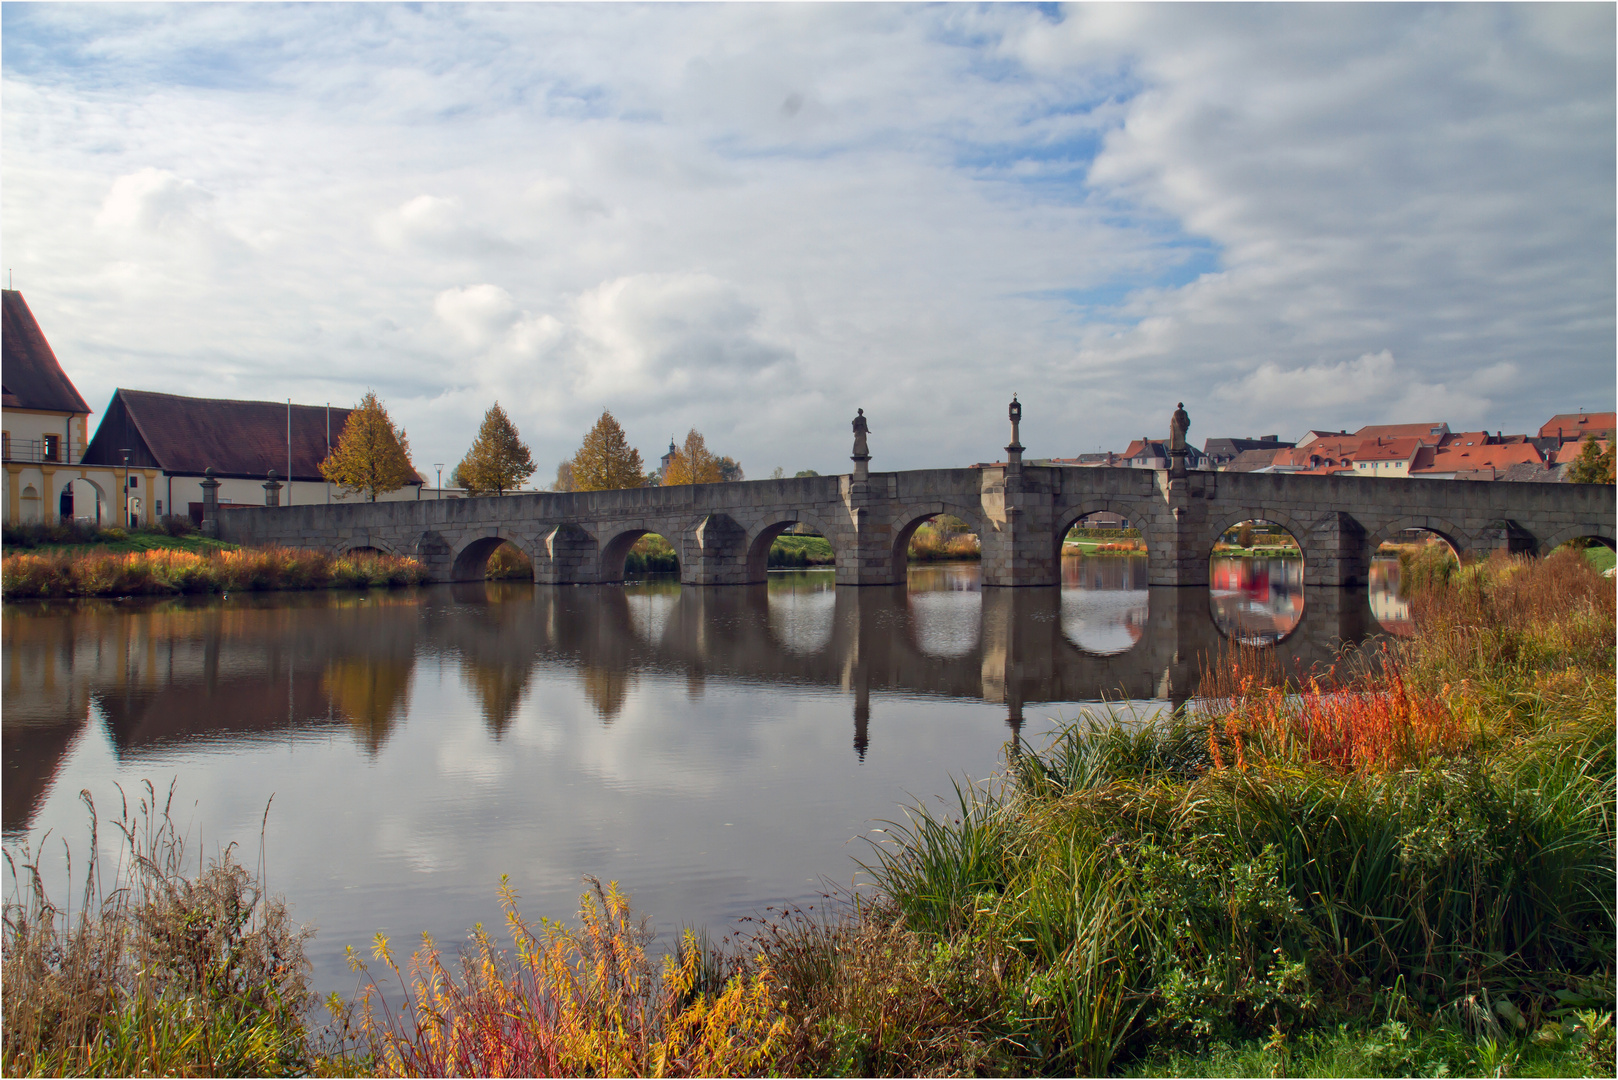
[
  {"x1": 353, "y1": 876, "x2": 784, "y2": 1078},
  {"x1": 3, "y1": 545, "x2": 426, "y2": 598},
  {"x1": 1198, "y1": 642, "x2": 1467, "y2": 772}
]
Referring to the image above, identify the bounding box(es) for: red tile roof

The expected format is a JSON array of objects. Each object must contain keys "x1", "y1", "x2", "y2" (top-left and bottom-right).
[
  {"x1": 1413, "y1": 441, "x2": 1544, "y2": 475},
  {"x1": 1355, "y1": 436, "x2": 1426, "y2": 463},
  {"x1": 1, "y1": 291, "x2": 91, "y2": 414},
  {"x1": 1354, "y1": 421, "x2": 1449, "y2": 443},
  {"x1": 1540, "y1": 412, "x2": 1616, "y2": 442}
]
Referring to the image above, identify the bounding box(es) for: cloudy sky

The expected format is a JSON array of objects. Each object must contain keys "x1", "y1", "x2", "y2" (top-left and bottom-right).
[{"x1": 3, "y1": 3, "x2": 1613, "y2": 479}]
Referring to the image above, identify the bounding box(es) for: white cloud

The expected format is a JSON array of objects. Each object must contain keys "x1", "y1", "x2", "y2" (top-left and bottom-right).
[
  {"x1": 96, "y1": 167, "x2": 212, "y2": 232},
  {"x1": 2, "y1": 4, "x2": 1610, "y2": 477}
]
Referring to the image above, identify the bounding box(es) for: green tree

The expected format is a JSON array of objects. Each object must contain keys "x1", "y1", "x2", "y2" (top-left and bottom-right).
[
  {"x1": 662, "y1": 429, "x2": 725, "y2": 486},
  {"x1": 319, "y1": 391, "x2": 416, "y2": 502},
  {"x1": 717, "y1": 455, "x2": 745, "y2": 483},
  {"x1": 1564, "y1": 434, "x2": 1615, "y2": 484},
  {"x1": 570, "y1": 410, "x2": 645, "y2": 491},
  {"x1": 794, "y1": 469, "x2": 820, "y2": 478},
  {"x1": 453, "y1": 402, "x2": 535, "y2": 495}
]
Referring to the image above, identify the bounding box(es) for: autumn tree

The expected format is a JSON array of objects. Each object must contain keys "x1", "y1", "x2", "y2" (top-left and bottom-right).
[
  {"x1": 453, "y1": 402, "x2": 535, "y2": 495},
  {"x1": 1565, "y1": 434, "x2": 1615, "y2": 484},
  {"x1": 553, "y1": 460, "x2": 576, "y2": 492},
  {"x1": 570, "y1": 410, "x2": 645, "y2": 491},
  {"x1": 661, "y1": 429, "x2": 727, "y2": 486},
  {"x1": 319, "y1": 391, "x2": 416, "y2": 502}
]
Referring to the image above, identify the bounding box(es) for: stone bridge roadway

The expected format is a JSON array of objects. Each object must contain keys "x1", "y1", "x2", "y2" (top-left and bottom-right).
[{"x1": 219, "y1": 464, "x2": 1616, "y2": 587}]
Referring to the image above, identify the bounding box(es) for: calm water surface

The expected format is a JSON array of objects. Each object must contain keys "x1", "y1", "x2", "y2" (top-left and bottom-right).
[{"x1": 3, "y1": 555, "x2": 1402, "y2": 995}]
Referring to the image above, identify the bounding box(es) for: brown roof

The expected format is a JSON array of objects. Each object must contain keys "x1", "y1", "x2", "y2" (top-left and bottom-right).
[
  {"x1": 1, "y1": 290, "x2": 92, "y2": 414},
  {"x1": 82, "y1": 389, "x2": 419, "y2": 484},
  {"x1": 1223, "y1": 447, "x2": 1284, "y2": 472}
]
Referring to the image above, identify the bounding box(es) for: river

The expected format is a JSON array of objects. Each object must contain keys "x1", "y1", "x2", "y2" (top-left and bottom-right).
[{"x1": 2, "y1": 554, "x2": 1405, "y2": 995}]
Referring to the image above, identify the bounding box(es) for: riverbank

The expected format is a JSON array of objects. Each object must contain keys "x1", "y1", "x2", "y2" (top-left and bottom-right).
[
  {"x1": 2, "y1": 544, "x2": 427, "y2": 598},
  {"x1": 6, "y1": 547, "x2": 1607, "y2": 1076}
]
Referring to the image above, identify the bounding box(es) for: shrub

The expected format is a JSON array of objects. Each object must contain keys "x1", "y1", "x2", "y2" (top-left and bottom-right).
[
  {"x1": 2, "y1": 545, "x2": 427, "y2": 598},
  {"x1": 1, "y1": 781, "x2": 313, "y2": 1077},
  {"x1": 353, "y1": 877, "x2": 784, "y2": 1078},
  {"x1": 156, "y1": 514, "x2": 198, "y2": 537}
]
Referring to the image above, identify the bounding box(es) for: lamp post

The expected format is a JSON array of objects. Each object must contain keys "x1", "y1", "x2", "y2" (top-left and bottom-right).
[
  {"x1": 119, "y1": 449, "x2": 132, "y2": 529},
  {"x1": 433, "y1": 463, "x2": 444, "y2": 499}
]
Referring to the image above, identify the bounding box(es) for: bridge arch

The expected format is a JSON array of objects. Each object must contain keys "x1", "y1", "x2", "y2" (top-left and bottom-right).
[
  {"x1": 451, "y1": 532, "x2": 537, "y2": 582},
  {"x1": 887, "y1": 501, "x2": 990, "y2": 580},
  {"x1": 1539, "y1": 522, "x2": 1618, "y2": 553},
  {"x1": 1362, "y1": 515, "x2": 1471, "y2": 560},
  {"x1": 599, "y1": 520, "x2": 687, "y2": 583},
  {"x1": 341, "y1": 537, "x2": 399, "y2": 557},
  {"x1": 743, "y1": 510, "x2": 842, "y2": 581},
  {"x1": 1053, "y1": 499, "x2": 1163, "y2": 564}
]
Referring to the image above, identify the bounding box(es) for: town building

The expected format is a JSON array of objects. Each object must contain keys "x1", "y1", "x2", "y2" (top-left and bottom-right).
[
  {"x1": 1202, "y1": 435, "x2": 1291, "y2": 468},
  {"x1": 2, "y1": 290, "x2": 128, "y2": 527},
  {"x1": 1539, "y1": 411, "x2": 1615, "y2": 447},
  {"x1": 80, "y1": 390, "x2": 424, "y2": 524}
]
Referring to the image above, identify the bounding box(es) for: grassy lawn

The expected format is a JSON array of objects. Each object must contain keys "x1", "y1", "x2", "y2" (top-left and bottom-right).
[
  {"x1": 3, "y1": 526, "x2": 237, "y2": 557},
  {"x1": 1582, "y1": 543, "x2": 1616, "y2": 574}
]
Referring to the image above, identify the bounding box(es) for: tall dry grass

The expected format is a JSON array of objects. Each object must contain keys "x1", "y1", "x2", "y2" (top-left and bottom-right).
[
  {"x1": 1, "y1": 781, "x2": 313, "y2": 1077},
  {"x1": 2, "y1": 546, "x2": 427, "y2": 599},
  {"x1": 353, "y1": 877, "x2": 784, "y2": 1078},
  {"x1": 845, "y1": 549, "x2": 1615, "y2": 1073}
]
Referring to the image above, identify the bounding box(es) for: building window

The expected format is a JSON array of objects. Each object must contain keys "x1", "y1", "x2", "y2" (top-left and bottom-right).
[
  {"x1": 128, "y1": 475, "x2": 138, "y2": 488},
  {"x1": 42, "y1": 434, "x2": 59, "y2": 462},
  {"x1": 2, "y1": 432, "x2": 9, "y2": 459}
]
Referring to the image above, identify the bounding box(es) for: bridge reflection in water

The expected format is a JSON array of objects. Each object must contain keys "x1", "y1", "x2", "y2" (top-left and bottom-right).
[{"x1": 3, "y1": 560, "x2": 1383, "y2": 839}]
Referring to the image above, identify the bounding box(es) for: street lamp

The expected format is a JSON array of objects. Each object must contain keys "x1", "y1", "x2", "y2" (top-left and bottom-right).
[
  {"x1": 433, "y1": 463, "x2": 444, "y2": 499},
  {"x1": 119, "y1": 449, "x2": 132, "y2": 529}
]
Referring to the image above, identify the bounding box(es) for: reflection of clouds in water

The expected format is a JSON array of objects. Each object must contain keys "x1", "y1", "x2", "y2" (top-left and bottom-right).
[
  {"x1": 1061, "y1": 589, "x2": 1148, "y2": 656},
  {"x1": 1368, "y1": 559, "x2": 1413, "y2": 636},
  {"x1": 767, "y1": 576, "x2": 837, "y2": 656},
  {"x1": 909, "y1": 590, "x2": 982, "y2": 658},
  {"x1": 624, "y1": 585, "x2": 679, "y2": 647}
]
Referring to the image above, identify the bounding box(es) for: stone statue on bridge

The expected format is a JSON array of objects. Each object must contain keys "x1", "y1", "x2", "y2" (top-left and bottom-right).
[
  {"x1": 1169, "y1": 402, "x2": 1190, "y2": 452},
  {"x1": 851, "y1": 409, "x2": 870, "y2": 459}
]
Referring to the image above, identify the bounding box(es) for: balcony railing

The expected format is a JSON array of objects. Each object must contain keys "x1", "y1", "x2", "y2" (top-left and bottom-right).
[{"x1": 2, "y1": 438, "x2": 75, "y2": 464}]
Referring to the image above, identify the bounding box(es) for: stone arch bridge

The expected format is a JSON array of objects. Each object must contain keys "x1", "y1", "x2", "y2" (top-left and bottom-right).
[{"x1": 216, "y1": 461, "x2": 1614, "y2": 588}]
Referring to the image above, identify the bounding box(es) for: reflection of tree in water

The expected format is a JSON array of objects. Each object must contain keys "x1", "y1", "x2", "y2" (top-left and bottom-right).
[
  {"x1": 322, "y1": 658, "x2": 415, "y2": 754},
  {"x1": 460, "y1": 660, "x2": 534, "y2": 738},
  {"x1": 580, "y1": 665, "x2": 632, "y2": 722}
]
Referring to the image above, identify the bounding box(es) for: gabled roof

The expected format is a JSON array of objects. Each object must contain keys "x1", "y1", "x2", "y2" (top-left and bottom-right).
[
  {"x1": 82, "y1": 389, "x2": 420, "y2": 484},
  {"x1": 1223, "y1": 447, "x2": 1285, "y2": 472},
  {"x1": 1, "y1": 290, "x2": 92, "y2": 414},
  {"x1": 1540, "y1": 412, "x2": 1616, "y2": 442},
  {"x1": 1413, "y1": 441, "x2": 1544, "y2": 474},
  {"x1": 1203, "y1": 436, "x2": 1291, "y2": 459},
  {"x1": 1355, "y1": 436, "x2": 1426, "y2": 463},
  {"x1": 1354, "y1": 421, "x2": 1449, "y2": 443}
]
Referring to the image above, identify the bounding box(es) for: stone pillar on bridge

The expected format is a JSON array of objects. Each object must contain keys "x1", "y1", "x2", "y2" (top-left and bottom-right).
[
  {"x1": 980, "y1": 395, "x2": 1061, "y2": 587},
  {"x1": 199, "y1": 468, "x2": 221, "y2": 538},
  {"x1": 263, "y1": 469, "x2": 283, "y2": 508}
]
